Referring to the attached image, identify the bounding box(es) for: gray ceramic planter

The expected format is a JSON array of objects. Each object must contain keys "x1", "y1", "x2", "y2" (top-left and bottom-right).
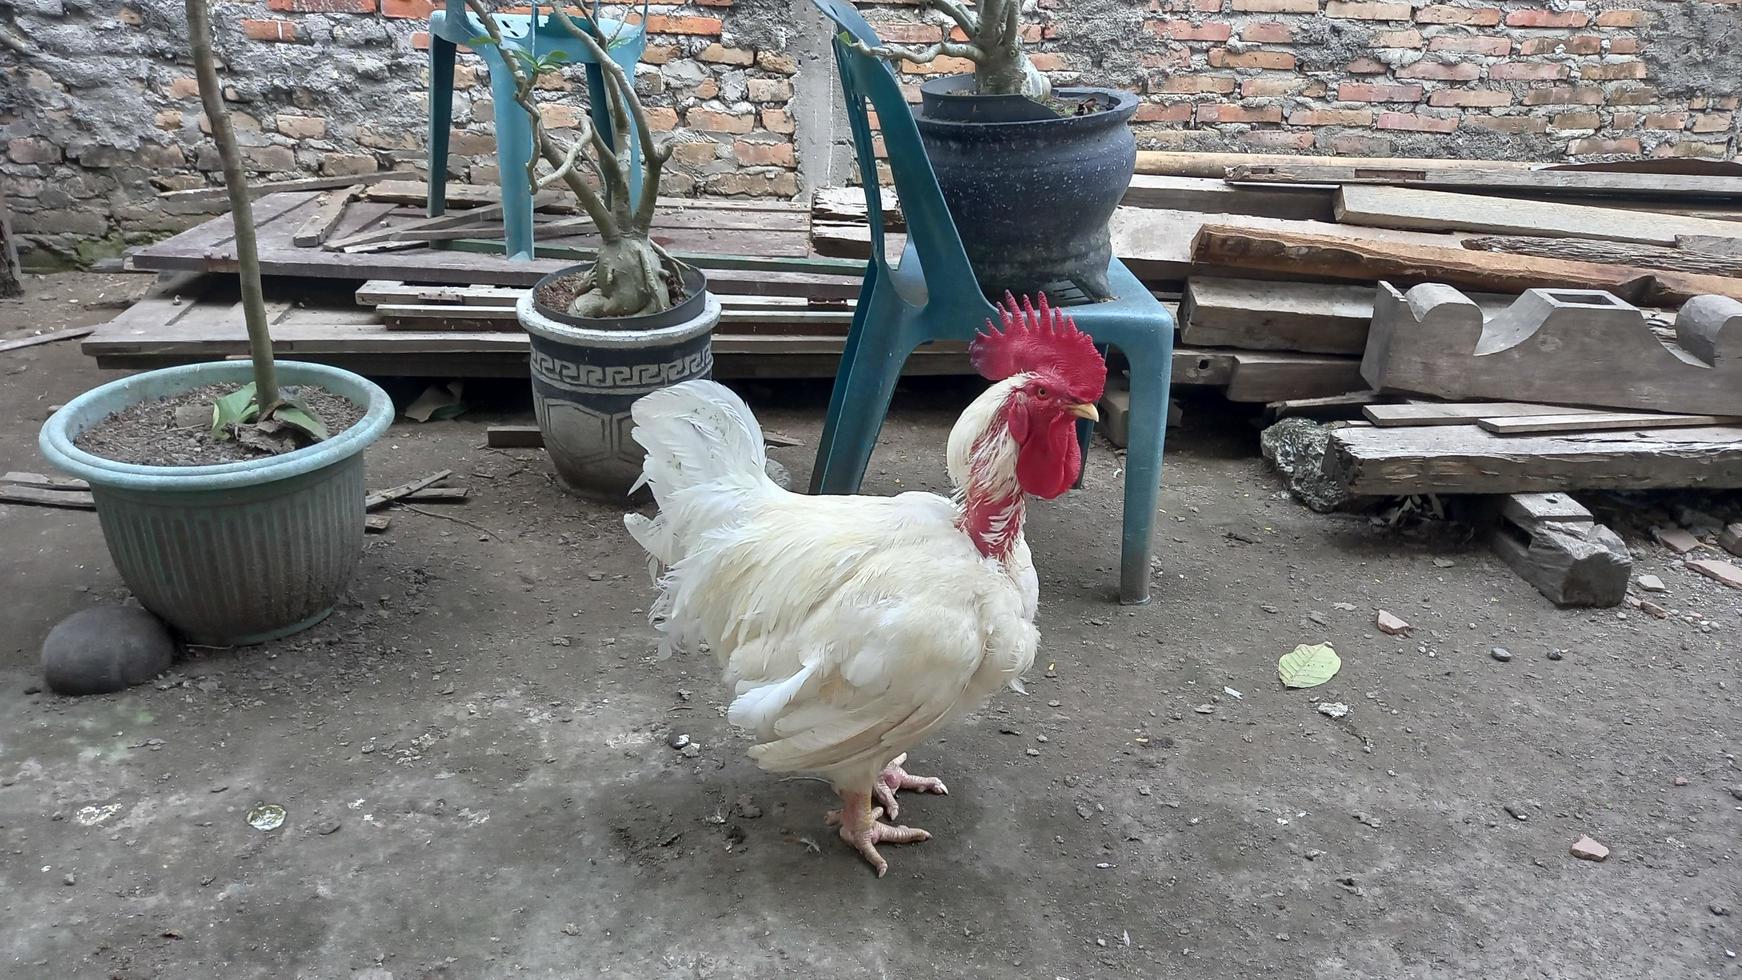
[
  {"x1": 39, "y1": 361, "x2": 394, "y2": 646},
  {"x1": 517, "y1": 267, "x2": 719, "y2": 499}
]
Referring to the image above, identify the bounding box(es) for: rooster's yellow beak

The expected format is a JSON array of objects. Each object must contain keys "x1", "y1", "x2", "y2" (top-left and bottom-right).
[{"x1": 1068, "y1": 402, "x2": 1100, "y2": 422}]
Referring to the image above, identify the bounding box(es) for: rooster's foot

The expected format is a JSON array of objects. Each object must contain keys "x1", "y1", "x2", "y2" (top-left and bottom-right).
[
  {"x1": 872, "y1": 753, "x2": 949, "y2": 820},
  {"x1": 824, "y1": 791, "x2": 930, "y2": 878}
]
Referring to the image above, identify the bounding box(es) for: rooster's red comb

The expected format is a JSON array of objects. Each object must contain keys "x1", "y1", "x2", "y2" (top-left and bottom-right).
[{"x1": 969, "y1": 292, "x2": 1106, "y2": 400}]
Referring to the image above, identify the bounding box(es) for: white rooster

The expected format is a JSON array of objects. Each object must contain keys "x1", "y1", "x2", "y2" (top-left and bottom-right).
[{"x1": 625, "y1": 293, "x2": 1105, "y2": 876}]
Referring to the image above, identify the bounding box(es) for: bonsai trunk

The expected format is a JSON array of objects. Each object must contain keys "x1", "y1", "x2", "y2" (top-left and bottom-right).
[
  {"x1": 186, "y1": 0, "x2": 278, "y2": 409},
  {"x1": 570, "y1": 234, "x2": 670, "y2": 318},
  {"x1": 974, "y1": 45, "x2": 1041, "y2": 99}
]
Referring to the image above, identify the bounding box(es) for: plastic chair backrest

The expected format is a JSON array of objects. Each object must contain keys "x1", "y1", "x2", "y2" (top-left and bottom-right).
[{"x1": 809, "y1": 0, "x2": 983, "y2": 315}]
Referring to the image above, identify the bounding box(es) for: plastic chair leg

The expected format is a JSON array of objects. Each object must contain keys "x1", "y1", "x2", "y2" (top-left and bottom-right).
[
  {"x1": 487, "y1": 53, "x2": 536, "y2": 261},
  {"x1": 426, "y1": 38, "x2": 458, "y2": 218},
  {"x1": 1116, "y1": 345, "x2": 1171, "y2": 605},
  {"x1": 811, "y1": 315, "x2": 911, "y2": 495},
  {"x1": 809, "y1": 263, "x2": 880, "y2": 493}
]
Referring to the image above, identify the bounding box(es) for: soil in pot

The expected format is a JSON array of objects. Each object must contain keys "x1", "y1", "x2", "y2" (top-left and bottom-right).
[
  {"x1": 534, "y1": 265, "x2": 690, "y2": 321},
  {"x1": 73, "y1": 383, "x2": 365, "y2": 467}
]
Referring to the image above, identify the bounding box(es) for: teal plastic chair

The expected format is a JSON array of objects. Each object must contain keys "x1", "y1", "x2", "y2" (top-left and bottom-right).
[
  {"x1": 806, "y1": 0, "x2": 1175, "y2": 604},
  {"x1": 427, "y1": 0, "x2": 647, "y2": 261}
]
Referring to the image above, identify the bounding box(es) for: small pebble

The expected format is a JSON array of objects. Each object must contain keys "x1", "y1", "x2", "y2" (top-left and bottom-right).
[
  {"x1": 667, "y1": 733, "x2": 690, "y2": 750},
  {"x1": 62, "y1": 874, "x2": 75, "y2": 886},
  {"x1": 1570, "y1": 835, "x2": 1610, "y2": 862},
  {"x1": 1713, "y1": 904, "x2": 1731, "y2": 917},
  {"x1": 1025, "y1": 748, "x2": 1041, "y2": 757},
  {"x1": 318, "y1": 821, "x2": 342, "y2": 835},
  {"x1": 1673, "y1": 776, "x2": 1689, "y2": 787},
  {"x1": 1547, "y1": 649, "x2": 1564, "y2": 661},
  {"x1": 679, "y1": 743, "x2": 701, "y2": 759},
  {"x1": 1490, "y1": 647, "x2": 1513, "y2": 663}
]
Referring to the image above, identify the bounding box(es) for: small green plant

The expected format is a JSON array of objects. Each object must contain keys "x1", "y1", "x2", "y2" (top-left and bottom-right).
[
  {"x1": 467, "y1": 1, "x2": 681, "y2": 318},
  {"x1": 846, "y1": 0, "x2": 1049, "y2": 99},
  {"x1": 186, "y1": 0, "x2": 326, "y2": 446}
]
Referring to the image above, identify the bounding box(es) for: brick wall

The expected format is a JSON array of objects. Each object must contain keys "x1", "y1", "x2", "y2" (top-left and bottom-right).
[{"x1": 3, "y1": 0, "x2": 1739, "y2": 265}]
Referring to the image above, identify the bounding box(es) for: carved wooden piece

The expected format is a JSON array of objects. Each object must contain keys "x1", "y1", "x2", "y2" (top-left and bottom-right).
[
  {"x1": 1362, "y1": 284, "x2": 1742, "y2": 415},
  {"x1": 1485, "y1": 493, "x2": 1629, "y2": 608}
]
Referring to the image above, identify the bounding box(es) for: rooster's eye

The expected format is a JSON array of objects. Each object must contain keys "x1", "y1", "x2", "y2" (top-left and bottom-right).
[{"x1": 1036, "y1": 386, "x2": 1049, "y2": 398}]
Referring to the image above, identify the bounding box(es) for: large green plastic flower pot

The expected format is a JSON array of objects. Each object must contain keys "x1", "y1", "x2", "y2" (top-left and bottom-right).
[{"x1": 39, "y1": 361, "x2": 394, "y2": 646}]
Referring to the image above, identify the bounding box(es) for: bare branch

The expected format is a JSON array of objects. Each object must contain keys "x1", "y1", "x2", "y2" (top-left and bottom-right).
[
  {"x1": 847, "y1": 37, "x2": 985, "y2": 66},
  {"x1": 536, "y1": 136, "x2": 587, "y2": 189},
  {"x1": 919, "y1": 0, "x2": 978, "y2": 38}
]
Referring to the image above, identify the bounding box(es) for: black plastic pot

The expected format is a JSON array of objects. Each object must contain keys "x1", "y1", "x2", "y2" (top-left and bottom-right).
[{"x1": 916, "y1": 75, "x2": 1138, "y2": 300}]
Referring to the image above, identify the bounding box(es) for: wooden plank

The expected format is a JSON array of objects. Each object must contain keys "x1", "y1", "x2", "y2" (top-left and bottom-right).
[
  {"x1": 1224, "y1": 351, "x2": 1365, "y2": 402},
  {"x1": 0, "y1": 326, "x2": 96, "y2": 354},
  {"x1": 1334, "y1": 185, "x2": 1742, "y2": 247},
  {"x1": 1363, "y1": 402, "x2": 1606, "y2": 427},
  {"x1": 1180, "y1": 277, "x2": 1373, "y2": 355},
  {"x1": 0, "y1": 485, "x2": 95, "y2": 509},
  {"x1": 1461, "y1": 235, "x2": 1742, "y2": 277},
  {"x1": 812, "y1": 186, "x2": 903, "y2": 230},
  {"x1": 365, "y1": 470, "x2": 452, "y2": 510},
  {"x1": 1122, "y1": 175, "x2": 1333, "y2": 221},
  {"x1": 486, "y1": 424, "x2": 545, "y2": 448},
  {"x1": 1500, "y1": 491, "x2": 1593, "y2": 526},
  {"x1": 374, "y1": 179, "x2": 806, "y2": 215},
  {"x1": 1487, "y1": 497, "x2": 1628, "y2": 607},
  {"x1": 1478, "y1": 412, "x2": 1742, "y2": 435},
  {"x1": 2, "y1": 471, "x2": 89, "y2": 490},
  {"x1": 1324, "y1": 423, "x2": 1742, "y2": 496},
  {"x1": 291, "y1": 185, "x2": 365, "y2": 247},
  {"x1": 159, "y1": 170, "x2": 417, "y2": 209},
  {"x1": 327, "y1": 203, "x2": 508, "y2": 250},
  {"x1": 1134, "y1": 151, "x2": 1534, "y2": 179},
  {"x1": 1231, "y1": 164, "x2": 1742, "y2": 201},
  {"x1": 1191, "y1": 224, "x2": 1742, "y2": 305},
  {"x1": 1169, "y1": 347, "x2": 1237, "y2": 387},
  {"x1": 1364, "y1": 284, "x2": 1742, "y2": 415}
]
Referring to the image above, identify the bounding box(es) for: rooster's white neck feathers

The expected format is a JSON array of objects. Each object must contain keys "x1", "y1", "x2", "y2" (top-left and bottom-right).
[{"x1": 947, "y1": 376, "x2": 1030, "y2": 562}]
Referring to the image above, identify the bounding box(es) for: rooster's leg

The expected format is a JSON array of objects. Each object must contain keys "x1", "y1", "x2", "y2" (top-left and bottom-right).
[
  {"x1": 824, "y1": 789, "x2": 930, "y2": 878},
  {"x1": 871, "y1": 753, "x2": 949, "y2": 820}
]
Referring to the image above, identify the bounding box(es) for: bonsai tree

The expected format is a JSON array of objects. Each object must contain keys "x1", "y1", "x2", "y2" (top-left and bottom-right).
[
  {"x1": 465, "y1": 1, "x2": 681, "y2": 318},
  {"x1": 186, "y1": 0, "x2": 325, "y2": 445},
  {"x1": 851, "y1": 0, "x2": 1049, "y2": 100}
]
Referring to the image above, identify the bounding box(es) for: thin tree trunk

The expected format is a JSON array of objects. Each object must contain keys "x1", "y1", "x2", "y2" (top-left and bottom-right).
[{"x1": 186, "y1": 0, "x2": 277, "y2": 408}]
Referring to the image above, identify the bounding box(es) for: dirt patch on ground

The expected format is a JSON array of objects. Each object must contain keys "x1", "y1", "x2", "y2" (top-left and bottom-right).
[{"x1": 73, "y1": 383, "x2": 364, "y2": 466}]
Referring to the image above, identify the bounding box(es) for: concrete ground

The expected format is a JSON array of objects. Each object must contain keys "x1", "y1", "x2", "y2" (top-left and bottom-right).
[{"x1": 2, "y1": 273, "x2": 1739, "y2": 980}]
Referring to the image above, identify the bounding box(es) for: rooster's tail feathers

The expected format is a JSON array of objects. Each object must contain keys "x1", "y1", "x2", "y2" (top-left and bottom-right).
[{"x1": 627, "y1": 379, "x2": 769, "y2": 500}]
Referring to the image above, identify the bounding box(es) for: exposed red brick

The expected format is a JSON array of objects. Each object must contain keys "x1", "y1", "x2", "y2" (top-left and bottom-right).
[
  {"x1": 900, "y1": 55, "x2": 977, "y2": 74},
  {"x1": 1517, "y1": 35, "x2": 1603, "y2": 55},
  {"x1": 1160, "y1": 74, "x2": 1238, "y2": 94},
  {"x1": 1196, "y1": 103, "x2": 1283, "y2": 123},
  {"x1": 1643, "y1": 112, "x2": 1687, "y2": 130},
  {"x1": 698, "y1": 42, "x2": 754, "y2": 65},
  {"x1": 1241, "y1": 129, "x2": 1315, "y2": 149},
  {"x1": 1322, "y1": 132, "x2": 1393, "y2": 154},
  {"x1": 732, "y1": 140, "x2": 795, "y2": 167},
  {"x1": 1242, "y1": 77, "x2": 1308, "y2": 96},
  {"x1": 1606, "y1": 86, "x2": 1658, "y2": 106},
  {"x1": 1490, "y1": 62, "x2": 1569, "y2": 81},
  {"x1": 1692, "y1": 112, "x2": 1735, "y2": 133},
  {"x1": 1568, "y1": 137, "x2": 1642, "y2": 154},
  {"x1": 1581, "y1": 61, "x2": 1647, "y2": 81},
  {"x1": 645, "y1": 14, "x2": 723, "y2": 35},
  {"x1": 641, "y1": 44, "x2": 677, "y2": 65},
  {"x1": 1148, "y1": 19, "x2": 1233, "y2": 40},
  {"x1": 1337, "y1": 81, "x2": 1425, "y2": 102},
  {"x1": 1135, "y1": 102, "x2": 1194, "y2": 123},
  {"x1": 1231, "y1": 0, "x2": 1316, "y2": 11},
  {"x1": 1504, "y1": 8, "x2": 1590, "y2": 27},
  {"x1": 1414, "y1": 4, "x2": 1501, "y2": 24},
  {"x1": 1609, "y1": 111, "x2": 1639, "y2": 128},
  {"x1": 381, "y1": 0, "x2": 433, "y2": 18},
  {"x1": 1239, "y1": 21, "x2": 1293, "y2": 42},
  {"x1": 1028, "y1": 52, "x2": 1067, "y2": 70},
  {"x1": 241, "y1": 18, "x2": 297, "y2": 41},
  {"x1": 760, "y1": 108, "x2": 795, "y2": 134},
  {"x1": 1427, "y1": 35, "x2": 1510, "y2": 55},
  {"x1": 685, "y1": 108, "x2": 755, "y2": 133},
  {"x1": 1288, "y1": 107, "x2": 1374, "y2": 126},
  {"x1": 1372, "y1": 28, "x2": 1422, "y2": 46},
  {"x1": 875, "y1": 22, "x2": 943, "y2": 43},
  {"x1": 644, "y1": 107, "x2": 678, "y2": 131},
  {"x1": 267, "y1": 0, "x2": 374, "y2": 11},
  {"x1": 1468, "y1": 115, "x2": 1549, "y2": 134},
  {"x1": 1521, "y1": 85, "x2": 1606, "y2": 105},
  {"x1": 1325, "y1": 1, "x2": 1411, "y2": 18},
  {"x1": 1344, "y1": 56, "x2": 1385, "y2": 73},
  {"x1": 1428, "y1": 88, "x2": 1513, "y2": 107},
  {"x1": 1398, "y1": 60, "x2": 1482, "y2": 81},
  {"x1": 1376, "y1": 110, "x2": 1459, "y2": 132},
  {"x1": 1550, "y1": 110, "x2": 1600, "y2": 129},
  {"x1": 1594, "y1": 9, "x2": 1647, "y2": 27},
  {"x1": 1608, "y1": 37, "x2": 1641, "y2": 54},
  {"x1": 1653, "y1": 140, "x2": 1728, "y2": 159},
  {"x1": 1207, "y1": 48, "x2": 1296, "y2": 69}
]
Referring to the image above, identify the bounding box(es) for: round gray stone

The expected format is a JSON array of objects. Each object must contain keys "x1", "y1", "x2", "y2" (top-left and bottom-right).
[{"x1": 41, "y1": 606, "x2": 176, "y2": 696}]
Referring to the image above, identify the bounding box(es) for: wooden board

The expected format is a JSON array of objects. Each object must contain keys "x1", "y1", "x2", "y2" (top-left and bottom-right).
[
  {"x1": 1134, "y1": 151, "x2": 1533, "y2": 179},
  {"x1": 1363, "y1": 402, "x2": 1606, "y2": 427},
  {"x1": 1179, "y1": 277, "x2": 1520, "y2": 355},
  {"x1": 1335, "y1": 185, "x2": 1742, "y2": 247},
  {"x1": 1224, "y1": 352, "x2": 1365, "y2": 402},
  {"x1": 1323, "y1": 423, "x2": 1742, "y2": 495},
  {"x1": 0, "y1": 326, "x2": 95, "y2": 353},
  {"x1": 159, "y1": 169, "x2": 418, "y2": 212},
  {"x1": 1191, "y1": 224, "x2": 1742, "y2": 305},
  {"x1": 1363, "y1": 283, "x2": 1742, "y2": 416},
  {"x1": 128, "y1": 191, "x2": 829, "y2": 289},
  {"x1": 1477, "y1": 412, "x2": 1742, "y2": 435},
  {"x1": 1500, "y1": 491, "x2": 1593, "y2": 525},
  {"x1": 1121, "y1": 175, "x2": 1334, "y2": 222},
  {"x1": 1461, "y1": 235, "x2": 1742, "y2": 278},
  {"x1": 1230, "y1": 164, "x2": 1742, "y2": 201}
]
